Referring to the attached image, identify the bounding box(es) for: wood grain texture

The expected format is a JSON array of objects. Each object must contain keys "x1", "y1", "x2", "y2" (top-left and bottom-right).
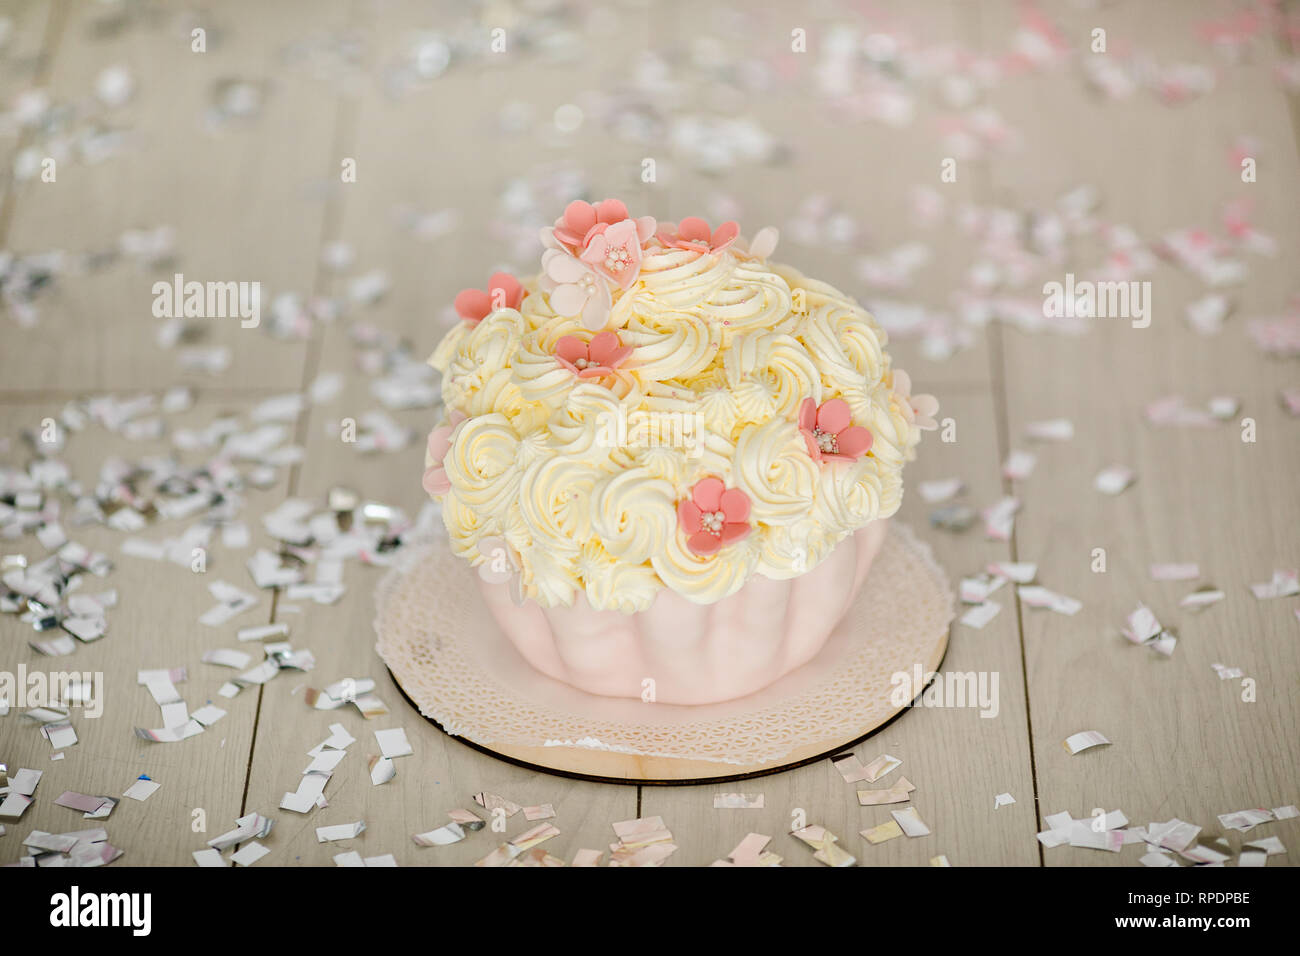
[
  {"x1": 972, "y1": 0, "x2": 1300, "y2": 863},
  {"x1": 1, "y1": 0, "x2": 1296, "y2": 867},
  {"x1": 0, "y1": 398, "x2": 288, "y2": 865},
  {"x1": 0, "y1": 0, "x2": 342, "y2": 394},
  {"x1": 233, "y1": 1, "x2": 645, "y2": 865},
  {"x1": 0, "y1": 0, "x2": 60, "y2": 224}
]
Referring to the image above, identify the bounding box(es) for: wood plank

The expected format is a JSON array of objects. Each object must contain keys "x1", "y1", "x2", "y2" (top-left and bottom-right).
[
  {"x1": 4, "y1": 0, "x2": 1294, "y2": 870},
  {"x1": 237, "y1": 3, "x2": 646, "y2": 865},
  {"x1": 0, "y1": 0, "x2": 344, "y2": 393},
  {"x1": 974, "y1": 0, "x2": 1300, "y2": 864},
  {"x1": 0, "y1": 0, "x2": 59, "y2": 219},
  {"x1": 641, "y1": 386, "x2": 1041, "y2": 866},
  {"x1": 0, "y1": 397, "x2": 289, "y2": 865}
]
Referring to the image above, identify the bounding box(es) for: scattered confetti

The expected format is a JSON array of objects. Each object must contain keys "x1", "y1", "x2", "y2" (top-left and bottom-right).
[
  {"x1": 1094, "y1": 465, "x2": 1135, "y2": 495},
  {"x1": 988, "y1": 561, "x2": 1037, "y2": 583},
  {"x1": 1018, "y1": 585, "x2": 1081, "y2": 615},
  {"x1": 203, "y1": 814, "x2": 272, "y2": 854},
  {"x1": 713, "y1": 833, "x2": 780, "y2": 867},
  {"x1": 412, "y1": 823, "x2": 467, "y2": 847},
  {"x1": 1249, "y1": 569, "x2": 1299, "y2": 600},
  {"x1": 1150, "y1": 563, "x2": 1199, "y2": 581},
  {"x1": 316, "y1": 821, "x2": 366, "y2": 842},
  {"x1": 713, "y1": 793, "x2": 764, "y2": 809},
  {"x1": 368, "y1": 755, "x2": 395, "y2": 787},
  {"x1": 473, "y1": 792, "x2": 522, "y2": 817},
  {"x1": 930, "y1": 504, "x2": 977, "y2": 533},
  {"x1": 1120, "y1": 603, "x2": 1177, "y2": 655},
  {"x1": 891, "y1": 806, "x2": 931, "y2": 837},
  {"x1": 374, "y1": 727, "x2": 413, "y2": 759},
  {"x1": 961, "y1": 601, "x2": 1002, "y2": 629},
  {"x1": 982, "y1": 497, "x2": 1020, "y2": 541},
  {"x1": 230, "y1": 841, "x2": 271, "y2": 866},
  {"x1": 858, "y1": 777, "x2": 915, "y2": 806},
  {"x1": 918, "y1": 478, "x2": 964, "y2": 503},
  {"x1": 862, "y1": 819, "x2": 904, "y2": 844},
  {"x1": 1002, "y1": 449, "x2": 1036, "y2": 481},
  {"x1": 834, "y1": 751, "x2": 901, "y2": 784},
  {"x1": 609, "y1": 816, "x2": 677, "y2": 867},
  {"x1": 791, "y1": 824, "x2": 855, "y2": 867},
  {"x1": 1181, "y1": 586, "x2": 1226, "y2": 612},
  {"x1": 1217, "y1": 808, "x2": 1274, "y2": 832},
  {"x1": 447, "y1": 808, "x2": 484, "y2": 830},
  {"x1": 961, "y1": 571, "x2": 1007, "y2": 604},
  {"x1": 1063, "y1": 730, "x2": 1111, "y2": 755},
  {"x1": 477, "y1": 822, "x2": 564, "y2": 867},
  {"x1": 0, "y1": 4, "x2": 1295, "y2": 876},
  {"x1": 1025, "y1": 418, "x2": 1074, "y2": 442},
  {"x1": 1244, "y1": 836, "x2": 1286, "y2": 856},
  {"x1": 122, "y1": 777, "x2": 160, "y2": 802}
]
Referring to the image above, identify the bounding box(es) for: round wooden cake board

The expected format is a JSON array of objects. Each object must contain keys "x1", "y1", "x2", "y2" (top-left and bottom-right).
[
  {"x1": 377, "y1": 523, "x2": 955, "y2": 786},
  {"x1": 386, "y1": 627, "x2": 948, "y2": 786}
]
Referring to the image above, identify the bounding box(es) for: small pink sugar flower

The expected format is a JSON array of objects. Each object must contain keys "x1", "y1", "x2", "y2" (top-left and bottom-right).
[
  {"x1": 421, "y1": 410, "x2": 468, "y2": 496},
  {"x1": 677, "y1": 477, "x2": 752, "y2": 556},
  {"x1": 892, "y1": 369, "x2": 940, "y2": 431},
  {"x1": 545, "y1": 198, "x2": 657, "y2": 292},
  {"x1": 452, "y1": 272, "x2": 523, "y2": 325},
  {"x1": 656, "y1": 217, "x2": 740, "y2": 254},
  {"x1": 555, "y1": 331, "x2": 632, "y2": 379},
  {"x1": 799, "y1": 398, "x2": 873, "y2": 462},
  {"x1": 542, "y1": 249, "x2": 612, "y2": 330},
  {"x1": 579, "y1": 217, "x2": 656, "y2": 291},
  {"x1": 735, "y1": 225, "x2": 780, "y2": 261},
  {"x1": 552, "y1": 199, "x2": 634, "y2": 249}
]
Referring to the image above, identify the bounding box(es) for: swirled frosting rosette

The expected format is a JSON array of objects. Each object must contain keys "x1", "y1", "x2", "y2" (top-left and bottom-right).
[{"x1": 423, "y1": 201, "x2": 936, "y2": 612}]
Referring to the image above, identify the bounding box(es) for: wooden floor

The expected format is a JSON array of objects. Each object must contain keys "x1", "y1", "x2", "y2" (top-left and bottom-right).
[{"x1": 1, "y1": 0, "x2": 1297, "y2": 866}]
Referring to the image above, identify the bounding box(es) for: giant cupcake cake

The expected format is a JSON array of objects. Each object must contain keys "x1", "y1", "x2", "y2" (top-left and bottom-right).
[{"x1": 423, "y1": 199, "x2": 937, "y2": 705}]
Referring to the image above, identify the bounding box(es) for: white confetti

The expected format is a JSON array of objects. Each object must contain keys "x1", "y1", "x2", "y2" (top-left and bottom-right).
[
  {"x1": 1094, "y1": 465, "x2": 1135, "y2": 495},
  {"x1": 1063, "y1": 730, "x2": 1111, "y2": 755},
  {"x1": 374, "y1": 727, "x2": 413, "y2": 758}
]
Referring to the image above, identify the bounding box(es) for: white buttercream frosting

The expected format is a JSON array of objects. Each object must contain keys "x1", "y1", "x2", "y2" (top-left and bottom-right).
[{"x1": 426, "y1": 220, "x2": 929, "y2": 610}]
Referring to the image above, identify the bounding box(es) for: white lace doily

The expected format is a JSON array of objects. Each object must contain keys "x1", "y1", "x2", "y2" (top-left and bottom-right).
[{"x1": 374, "y1": 523, "x2": 954, "y2": 768}]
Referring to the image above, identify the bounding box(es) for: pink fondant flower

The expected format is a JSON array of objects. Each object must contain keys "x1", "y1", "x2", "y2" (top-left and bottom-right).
[
  {"x1": 542, "y1": 248, "x2": 612, "y2": 330},
  {"x1": 452, "y1": 272, "x2": 523, "y2": 325},
  {"x1": 552, "y1": 199, "x2": 633, "y2": 249},
  {"x1": 892, "y1": 369, "x2": 940, "y2": 431},
  {"x1": 656, "y1": 217, "x2": 740, "y2": 254},
  {"x1": 545, "y1": 198, "x2": 657, "y2": 292},
  {"x1": 579, "y1": 217, "x2": 656, "y2": 290},
  {"x1": 734, "y1": 225, "x2": 780, "y2": 261},
  {"x1": 798, "y1": 398, "x2": 872, "y2": 463},
  {"x1": 677, "y1": 477, "x2": 752, "y2": 556},
  {"x1": 555, "y1": 331, "x2": 632, "y2": 379},
  {"x1": 421, "y1": 410, "x2": 468, "y2": 496}
]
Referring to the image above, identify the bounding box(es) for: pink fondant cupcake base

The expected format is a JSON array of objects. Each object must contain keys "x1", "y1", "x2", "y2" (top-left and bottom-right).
[{"x1": 477, "y1": 520, "x2": 889, "y2": 705}]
